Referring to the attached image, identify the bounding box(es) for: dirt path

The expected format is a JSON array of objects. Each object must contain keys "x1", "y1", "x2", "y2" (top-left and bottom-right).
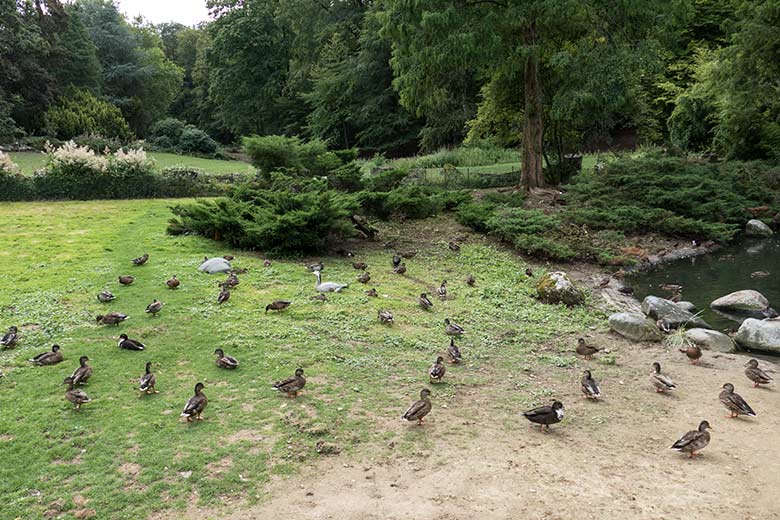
[{"x1": 206, "y1": 333, "x2": 779, "y2": 520}]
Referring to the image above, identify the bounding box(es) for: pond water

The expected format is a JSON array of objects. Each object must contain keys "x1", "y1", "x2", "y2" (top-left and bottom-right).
[{"x1": 627, "y1": 237, "x2": 780, "y2": 331}]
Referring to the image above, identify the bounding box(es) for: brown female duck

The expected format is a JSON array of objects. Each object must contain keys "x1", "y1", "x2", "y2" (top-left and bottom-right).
[
  {"x1": 138, "y1": 362, "x2": 157, "y2": 395},
  {"x1": 96, "y1": 312, "x2": 128, "y2": 325},
  {"x1": 272, "y1": 368, "x2": 306, "y2": 397},
  {"x1": 680, "y1": 344, "x2": 702, "y2": 364},
  {"x1": 145, "y1": 299, "x2": 163, "y2": 316},
  {"x1": 69, "y1": 356, "x2": 92, "y2": 385},
  {"x1": 214, "y1": 348, "x2": 239, "y2": 369},
  {"x1": 671, "y1": 420, "x2": 711, "y2": 458},
  {"x1": 418, "y1": 293, "x2": 433, "y2": 310},
  {"x1": 118, "y1": 275, "x2": 135, "y2": 285},
  {"x1": 719, "y1": 383, "x2": 756, "y2": 418},
  {"x1": 265, "y1": 300, "x2": 292, "y2": 313},
  {"x1": 29, "y1": 344, "x2": 63, "y2": 365},
  {"x1": 744, "y1": 359, "x2": 772, "y2": 387},
  {"x1": 0, "y1": 326, "x2": 18, "y2": 348},
  {"x1": 429, "y1": 356, "x2": 446, "y2": 383},
  {"x1": 581, "y1": 370, "x2": 601, "y2": 399},
  {"x1": 402, "y1": 388, "x2": 432, "y2": 425},
  {"x1": 166, "y1": 275, "x2": 180, "y2": 289},
  {"x1": 447, "y1": 338, "x2": 462, "y2": 364},
  {"x1": 64, "y1": 376, "x2": 91, "y2": 411},
  {"x1": 180, "y1": 382, "x2": 207, "y2": 421},
  {"x1": 132, "y1": 253, "x2": 149, "y2": 266},
  {"x1": 576, "y1": 338, "x2": 599, "y2": 360}
]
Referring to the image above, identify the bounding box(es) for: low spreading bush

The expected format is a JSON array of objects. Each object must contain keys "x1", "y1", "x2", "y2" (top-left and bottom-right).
[
  {"x1": 358, "y1": 185, "x2": 469, "y2": 220},
  {"x1": 178, "y1": 126, "x2": 219, "y2": 155},
  {"x1": 361, "y1": 167, "x2": 408, "y2": 192},
  {"x1": 148, "y1": 118, "x2": 220, "y2": 156},
  {"x1": 45, "y1": 89, "x2": 133, "y2": 141},
  {"x1": 243, "y1": 135, "x2": 340, "y2": 177}
]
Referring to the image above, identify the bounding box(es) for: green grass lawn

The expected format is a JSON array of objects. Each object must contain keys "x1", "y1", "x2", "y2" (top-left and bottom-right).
[
  {"x1": 8, "y1": 151, "x2": 255, "y2": 176},
  {"x1": 0, "y1": 200, "x2": 601, "y2": 518},
  {"x1": 421, "y1": 155, "x2": 600, "y2": 176}
]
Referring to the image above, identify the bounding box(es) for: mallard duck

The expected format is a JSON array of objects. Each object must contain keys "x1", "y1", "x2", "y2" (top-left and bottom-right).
[
  {"x1": 118, "y1": 275, "x2": 135, "y2": 285},
  {"x1": 392, "y1": 253, "x2": 401, "y2": 268},
  {"x1": 132, "y1": 253, "x2": 149, "y2": 266},
  {"x1": 311, "y1": 294, "x2": 328, "y2": 302},
  {"x1": 357, "y1": 272, "x2": 371, "y2": 284},
  {"x1": 720, "y1": 383, "x2": 756, "y2": 418},
  {"x1": 745, "y1": 359, "x2": 772, "y2": 387},
  {"x1": 352, "y1": 262, "x2": 368, "y2": 270},
  {"x1": 272, "y1": 368, "x2": 306, "y2": 397},
  {"x1": 118, "y1": 333, "x2": 145, "y2": 351},
  {"x1": 680, "y1": 344, "x2": 702, "y2": 364},
  {"x1": 581, "y1": 370, "x2": 601, "y2": 399},
  {"x1": 418, "y1": 293, "x2": 433, "y2": 310},
  {"x1": 214, "y1": 348, "x2": 239, "y2": 369},
  {"x1": 401, "y1": 388, "x2": 432, "y2": 424},
  {"x1": 437, "y1": 280, "x2": 448, "y2": 299},
  {"x1": 466, "y1": 274, "x2": 475, "y2": 286},
  {"x1": 29, "y1": 344, "x2": 63, "y2": 365},
  {"x1": 217, "y1": 287, "x2": 230, "y2": 304},
  {"x1": 223, "y1": 274, "x2": 239, "y2": 288},
  {"x1": 652, "y1": 362, "x2": 676, "y2": 392},
  {"x1": 401, "y1": 251, "x2": 417, "y2": 259},
  {"x1": 378, "y1": 310, "x2": 394, "y2": 324},
  {"x1": 661, "y1": 283, "x2": 683, "y2": 294},
  {"x1": 138, "y1": 361, "x2": 157, "y2": 395},
  {"x1": 70, "y1": 356, "x2": 92, "y2": 385},
  {"x1": 145, "y1": 299, "x2": 163, "y2": 317},
  {"x1": 96, "y1": 312, "x2": 128, "y2": 325},
  {"x1": 180, "y1": 382, "x2": 207, "y2": 421},
  {"x1": 313, "y1": 270, "x2": 347, "y2": 292},
  {"x1": 64, "y1": 376, "x2": 91, "y2": 411},
  {"x1": 0, "y1": 326, "x2": 18, "y2": 348},
  {"x1": 598, "y1": 275, "x2": 611, "y2": 288},
  {"x1": 429, "y1": 356, "x2": 446, "y2": 383},
  {"x1": 750, "y1": 270, "x2": 770, "y2": 278},
  {"x1": 263, "y1": 259, "x2": 272, "y2": 267},
  {"x1": 393, "y1": 263, "x2": 407, "y2": 275},
  {"x1": 525, "y1": 268, "x2": 533, "y2": 277},
  {"x1": 230, "y1": 267, "x2": 248, "y2": 275},
  {"x1": 671, "y1": 420, "x2": 711, "y2": 458},
  {"x1": 223, "y1": 255, "x2": 234, "y2": 261},
  {"x1": 523, "y1": 401, "x2": 564, "y2": 432},
  {"x1": 657, "y1": 318, "x2": 671, "y2": 334},
  {"x1": 444, "y1": 318, "x2": 464, "y2": 336},
  {"x1": 576, "y1": 338, "x2": 599, "y2": 360},
  {"x1": 617, "y1": 286, "x2": 634, "y2": 295},
  {"x1": 365, "y1": 288, "x2": 378, "y2": 297},
  {"x1": 265, "y1": 300, "x2": 292, "y2": 313},
  {"x1": 448, "y1": 241, "x2": 460, "y2": 252},
  {"x1": 97, "y1": 290, "x2": 116, "y2": 303},
  {"x1": 308, "y1": 261, "x2": 324, "y2": 272},
  {"x1": 447, "y1": 338, "x2": 462, "y2": 364},
  {"x1": 166, "y1": 275, "x2": 180, "y2": 289}
]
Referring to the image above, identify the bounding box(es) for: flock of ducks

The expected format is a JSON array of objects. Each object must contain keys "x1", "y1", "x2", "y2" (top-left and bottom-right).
[{"x1": 1, "y1": 244, "x2": 775, "y2": 461}]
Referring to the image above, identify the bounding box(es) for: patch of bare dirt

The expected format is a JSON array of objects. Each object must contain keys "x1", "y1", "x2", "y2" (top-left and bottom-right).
[{"x1": 206, "y1": 456, "x2": 233, "y2": 479}]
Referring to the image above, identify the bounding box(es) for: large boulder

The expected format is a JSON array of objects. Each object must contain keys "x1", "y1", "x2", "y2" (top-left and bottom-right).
[
  {"x1": 734, "y1": 319, "x2": 780, "y2": 353},
  {"x1": 608, "y1": 312, "x2": 663, "y2": 342},
  {"x1": 711, "y1": 290, "x2": 771, "y2": 314},
  {"x1": 745, "y1": 219, "x2": 774, "y2": 237},
  {"x1": 536, "y1": 271, "x2": 585, "y2": 306},
  {"x1": 198, "y1": 257, "x2": 232, "y2": 274},
  {"x1": 684, "y1": 328, "x2": 737, "y2": 353},
  {"x1": 676, "y1": 301, "x2": 696, "y2": 313},
  {"x1": 641, "y1": 295, "x2": 712, "y2": 329}
]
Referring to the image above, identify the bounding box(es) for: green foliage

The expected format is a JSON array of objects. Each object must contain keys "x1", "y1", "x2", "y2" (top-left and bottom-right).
[
  {"x1": 328, "y1": 162, "x2": 364, "y2": 192},
  {"x1": 148, "y1": 118, "x2": 219, "y2": 156},
  {"x1": 0, "y1": 152, "x2": 33, "y2": 200},
  {"x1": 178, "y1": 125, "x2": 219, "y2": 155},
  {"x1": 242, "y1": 135, "x2": 339, "y2": 177},
  {"x1": 169, "y1": 174, "x2": 358, "y2": 254},
  {"x1": 361, "y1": 167, "x2": 408, "y2": 192},
  {"x1": 391, "y1": 142, "x2": 518, "y2": 170},
  {"x1": 45, "y1": 89, "x2": 133, "y2": 141}
]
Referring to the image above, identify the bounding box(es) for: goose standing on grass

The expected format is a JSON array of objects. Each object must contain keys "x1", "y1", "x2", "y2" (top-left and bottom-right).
[
  {"x1": 64, "y1": 376, "x2": 91, "y2": 411},
  {"x1": 444, "y1": 318, "x2": 464, "y2": 336},
  {"x1": 97, "y1": 290, "x2": 116, "y2": 302},
  {"x1": 378, "y1": 310, "x2": 394, "y2": 324},
  {"x1": 651, "y1": 362, "x2": 676, "y2": 392},
  {"x1": 402, "y1": 388, "x2": 432, "y2": 425},
  {"x1": 745, "y1": 359, "x2": 772, "y2": 387},
  {"x1": 96, "y1": 312, "x2": 128, "y2": 325},
  {"x1": 132, "y1": 253, "x2": 149, "y2": 266},
  {"x1": 145, "y1": 299, "x2": 163, "y2": 317},
  {"x1": 680, "y1": 344, "x2": 702, "y2": 364},
  {"x1": 447, "y1": 338, "x2": 462, "y2": 364},
  {"x1": 119, "y1": 275, "x2": 135, "y2": 285},
  {"x1": 181, "y1": 382, "x2": 207, "y2": 421},
  {"x1": 118, "y1": 333, "x2": 145, "y2": 351},
  {"x1": 272, "y1": 368, "x2": 306, "y2": 398},
  {"x1": 138, "y1": 362, "x2": 157, "y2": 395},
  {"x1": 69, "y1": 356, "x2": 92, "y2": 385},
  {"x1": 437, "y1": 280, "x2": 448, "y2": 299},
  {"x1": 313, "y1": 270, "x2": 348, "y2": 293},
  {"x1": 581, "y1": 370, "x2": 602, "y2": 399},
  {"x1": 429, "y1": 356, "x2": 446, "y2": 383},
  {"x1": 214, "y1": 348, "x2": 239, "y2": 369},
  {"x1": 166, "y1": 275, "x2": 180, "y2": 289},
  {"x1": 418, "y1": 293, "x2": 433, "y2": 310},
  {"x1": 671, "y1": 420, "x2": 711, "y2": 458},
  {"x1": 29, "y1": 344, "x2": 63, "y2": 365},
  {"x1": 576, "y1": 338, "x2": 599, "y2": 360},
  {"x1": 265, "y1": 300, "x2": 292, "y2": 313},
  {"x1": 217, "y1": 286, "x2": 230, "y2": 304},
  {"x1": 719, "y1": 383, "x2": 756, "y2": 418},
  {"x1": 523, "y1": 401, "x2": 564, "y2": 432},
  {"x1": 0, "y1": 326, "x2": 18, "y2": 348}
]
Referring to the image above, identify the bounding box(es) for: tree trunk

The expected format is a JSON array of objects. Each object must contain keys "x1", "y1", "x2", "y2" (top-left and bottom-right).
[{"x1": 521, "y1": 24, "x2": 544, "y2": 191}]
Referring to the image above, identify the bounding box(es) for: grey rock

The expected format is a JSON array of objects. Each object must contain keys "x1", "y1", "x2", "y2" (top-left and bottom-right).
[
  {"x1": 608, "y1": 312, "x2": 664, "y2": 342},
  {"x1": 641, "y1": 295, "x2": 711, "y2": 329},
  {"x1": 745, "y1": 219, "x2": 774, "y2": 237},
  {"x1": 676, "y1": 301, "x2": 696, "y2": 312},
  {"x1": 711, "y1": 290, "x2": 770, "y2": 313},
  {"x1": 198, "y1": 257, "x2": 232, "y2": 274},
  {"x1": 536, "y1": 271, "x2": 585, "y2": 306},
  {"x1": 734, "y1": 319, "x2": 780, "y2": 353},
  {"x1": 684, "y1": 328, "x2": 737, "y2": 353}
]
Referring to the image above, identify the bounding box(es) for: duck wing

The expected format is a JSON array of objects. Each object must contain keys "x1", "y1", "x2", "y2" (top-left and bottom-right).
[
  {"x1": 121, "y1": 339, "x2": 145, "y2": 350},
  {"x1": 429, "y1": 364, "x2": 445, "y2": 379},
  {"x1": 402, "y1": 399, "x2": 431, "y2": 421},
  {"x1": 523, "y1": 405, "x2": 554, "y2": 422},
  {"x1": 139, "y1": 373, "x2": 155, "y2": 391},
  {"x1": 671, "y1": 430, "x2": 709, "y2": 451},
  {"x1": 746, "y1": 367, "x2": 772, "y2": 384},
  {"x1": 731, "y1": 392, "x2": 757, "y2": 416},
  {"x1": 581, "y1": 378, "x2": 601, "y2": 397},
  {"x1": 653, "y1": 373, "x2": 676, "y2": 390},
  {"x1": 273, "y1": 375, "x2": 303, "y2": 392},
  {"x1": 182, "y1": 395, "x2": 205, "y2": 416},
  {"x1": 71, "y1": 366, "x2": 91, "y2": 384}
]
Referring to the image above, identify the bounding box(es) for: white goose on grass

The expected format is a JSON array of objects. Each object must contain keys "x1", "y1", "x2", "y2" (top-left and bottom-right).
[{"x1": 313, "y1": 270, "x2": 348, "y2": 293}]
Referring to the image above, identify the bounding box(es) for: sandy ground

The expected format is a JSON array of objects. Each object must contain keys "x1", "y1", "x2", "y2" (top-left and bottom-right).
[{"x1": 161, "y1": 330, "x2": 778, "y2": 520}]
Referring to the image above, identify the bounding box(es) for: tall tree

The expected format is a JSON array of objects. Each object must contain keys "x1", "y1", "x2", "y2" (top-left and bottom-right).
[{"x1": 382, "y1": 0, "x2": 679, "y2": 190}]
